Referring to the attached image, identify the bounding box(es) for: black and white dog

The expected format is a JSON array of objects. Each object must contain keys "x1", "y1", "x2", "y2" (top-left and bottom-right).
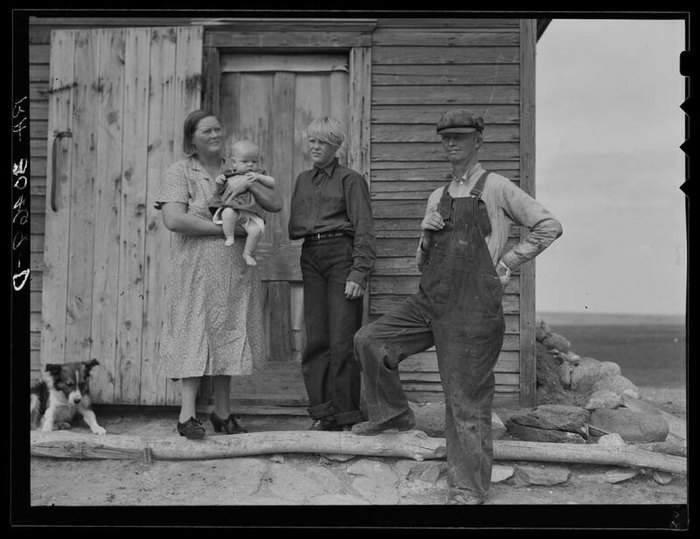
[{"x1": 30, "y1": 359, "x2": 107, "y2": 435}]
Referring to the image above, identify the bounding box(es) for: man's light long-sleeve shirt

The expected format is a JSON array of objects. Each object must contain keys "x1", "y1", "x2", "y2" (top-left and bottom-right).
[{"x1": 416, "y1": 163, "x2": 563, "y2": 270}]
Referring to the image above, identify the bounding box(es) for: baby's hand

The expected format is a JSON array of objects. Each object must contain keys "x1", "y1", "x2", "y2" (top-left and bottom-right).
[
  {"x1": 245, "y1": 172, "x2": 260, "y2": 182},
  {"x1": 215, "y1": 174, "x2": 227, "y2": 184}
]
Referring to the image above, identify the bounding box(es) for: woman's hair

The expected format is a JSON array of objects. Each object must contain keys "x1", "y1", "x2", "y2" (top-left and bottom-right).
[
  {"x1": 183, "y1": 109, "x2": 217, "y2": 155},
  {"x1": 307, "y1": 117, "x2": 345, "y2": 148}
]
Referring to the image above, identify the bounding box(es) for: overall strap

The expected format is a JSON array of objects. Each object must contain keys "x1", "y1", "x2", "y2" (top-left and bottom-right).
[{"x1": 469, "y1": 171, "x2": 491, "y2": 199}]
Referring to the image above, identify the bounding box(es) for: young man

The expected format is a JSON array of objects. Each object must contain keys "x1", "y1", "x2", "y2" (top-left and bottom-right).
[
  {"x1": 288, "y1": 117, "x2": 376, "y2": 432},
  {"x1": 352, "y1": 109, "x2": 563, "y2": 505}
]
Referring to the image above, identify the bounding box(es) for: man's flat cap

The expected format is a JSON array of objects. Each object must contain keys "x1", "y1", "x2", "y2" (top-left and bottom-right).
[{"x1": 436, "y1": 109, "x2": 484, "y2": 134}]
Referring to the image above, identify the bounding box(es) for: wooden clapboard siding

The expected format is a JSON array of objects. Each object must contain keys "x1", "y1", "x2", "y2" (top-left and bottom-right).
[
  {"x1": 372, "y1": 124, "x2": 519, "y2": 143},
  {"x1": 372, "y1": 104, "x2": 520, "y2": 124},
  {"x1": 369, "y1": 19, "x2": 528, "y2": 398},
  {"x1": 371, "y1": 28, "x2": 519, "y2": 47}
]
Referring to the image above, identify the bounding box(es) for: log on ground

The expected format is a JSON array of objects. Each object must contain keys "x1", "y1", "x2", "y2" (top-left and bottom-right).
[
  {"x1": 30, "y1": 429, "x2": 445, "y2": 462},
  {"x1": 494, "y1": 440, "x2": 686, "y2": 475},
  {"x1": 30, "y1": 430, "x2": 686, "y2": 475}
]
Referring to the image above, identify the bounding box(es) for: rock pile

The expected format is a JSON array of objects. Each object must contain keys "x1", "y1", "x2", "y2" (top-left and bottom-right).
[{"x1": 506, "y1": 318, "x2": 672, "y2": 445}]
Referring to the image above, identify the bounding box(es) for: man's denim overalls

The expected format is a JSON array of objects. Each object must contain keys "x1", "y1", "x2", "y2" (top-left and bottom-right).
[{"x1": 355, "y1": 171, "x2": 506, "y2": 498}]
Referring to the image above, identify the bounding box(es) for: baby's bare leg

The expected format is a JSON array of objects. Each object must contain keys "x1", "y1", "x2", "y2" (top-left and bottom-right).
[
  {"x1": 242, "y1": 221, "x2": 263, "y2": 266},
  {"x1": 221, "y1": 207, "x2": 239, "y2": 246}
]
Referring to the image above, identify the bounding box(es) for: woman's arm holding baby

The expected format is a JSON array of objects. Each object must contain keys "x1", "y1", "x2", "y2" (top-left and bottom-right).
[
  {"x1": 223, "y1": 174, "x2": 283, "y2": 212},
  {"x1": 248, "y1": 171, "x2": 276, "y2": 188}
]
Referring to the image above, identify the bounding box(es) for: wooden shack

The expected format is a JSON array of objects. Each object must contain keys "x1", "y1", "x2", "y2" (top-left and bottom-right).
[{"x1": 28, "y1": 16, "x2": 551, "y2": 412}]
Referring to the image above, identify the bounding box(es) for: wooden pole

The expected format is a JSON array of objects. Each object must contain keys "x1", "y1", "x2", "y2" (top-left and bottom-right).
[
  {"x1": 493, "y1": 440, "x2": 686, "y2": 475},
  {"x1": 633, "y1": 441, "x2": 686, "y2": 458},
  {"x1": 30, "y1": 429, "x2": 445, "y2": 462},
  {"x1": 31, "y1": 430, "x2": 686, "y2": 475}
]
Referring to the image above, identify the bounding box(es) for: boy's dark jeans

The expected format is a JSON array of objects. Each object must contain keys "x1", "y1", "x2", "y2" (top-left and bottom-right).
[{"x1": 300, "y1": 235, "x2": 364, "y2": 426}]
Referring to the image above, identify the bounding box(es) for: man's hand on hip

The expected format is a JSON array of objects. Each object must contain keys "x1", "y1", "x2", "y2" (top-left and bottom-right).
[{"x1": 496, "y1": 260, "x2": 511, "y2": 289}]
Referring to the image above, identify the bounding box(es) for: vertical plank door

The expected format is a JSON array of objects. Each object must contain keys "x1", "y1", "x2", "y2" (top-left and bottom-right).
[
  {"x1": 41, "y1": 27, "x2": 203, "y2": 405},
  {"x1": 219, "y1": 53, "x2": 350, "y2": 367}
]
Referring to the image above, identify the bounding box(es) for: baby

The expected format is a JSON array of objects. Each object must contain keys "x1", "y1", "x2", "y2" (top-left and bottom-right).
[{"x1": 209, "y1": 139, "x2": 276, "y2": 266}]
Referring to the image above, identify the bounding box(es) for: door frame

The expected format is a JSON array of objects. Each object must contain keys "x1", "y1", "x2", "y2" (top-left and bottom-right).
[{"x1": 200, "y1": 20, "x2": 375, "y2": 322}]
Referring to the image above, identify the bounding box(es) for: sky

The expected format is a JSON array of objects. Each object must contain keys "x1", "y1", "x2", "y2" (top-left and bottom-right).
[{"x1": 534, "y1": 18, "x2": 687, "y2": 316}]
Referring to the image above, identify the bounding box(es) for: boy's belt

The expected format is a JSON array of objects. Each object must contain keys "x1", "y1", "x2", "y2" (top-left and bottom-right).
[{"x1": 304, "y1": 231, "x2": 348, "y2": 241}]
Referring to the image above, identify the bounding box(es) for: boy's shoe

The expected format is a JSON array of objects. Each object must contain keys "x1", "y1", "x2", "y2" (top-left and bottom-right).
[
  {"x1": 351, "y1": 408, "x2": 416, "y2": 436},
  {"x1": 309, "y1": 418, "x2": 338, "y2": 431}
]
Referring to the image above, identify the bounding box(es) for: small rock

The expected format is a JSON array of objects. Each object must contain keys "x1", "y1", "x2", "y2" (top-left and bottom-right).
[
  {"x1": 393, "y1": 459, "x2": 418, "y2": 479},
  {"x1": 506, "y1": 421, "x2": 586, "y2": 443},
  {"x1": 347, "y1": 458, "x2": 395, "y2": 479},
  {"x1": 514, "y1": 463, "x2": 570, "y2": 486},
  {"x1": 410, "y1": 400, "x2": 507, "y2": 438},
  {"x1": 574, "y1": 466, "x2": 638, "y2": 484},
  {"x1": 585, "y1": 389, "x2": 624, "y2": 410},
  {"x1": 592, "y1": 375, "x2": 640, "y2": 399},
  {"x1": 590, "y1": 408, "x2": 669, "y2": 443},
  {"x1": 622, "y1": 388, "x2": 641, "y2": 399},
  {"x1": 542, "y1": 332, "x2": 571, "y2": 353},
  {"x1": 605, "y1": 469, "x2": 640, "y2": 483},
  {"x1": 569, "y1": 357, "x2": 621, "y2": 392},
  {"x1": 492, "y1": 412, "x2": 507, "y2": 440},
  {"x1": 652, "y1": 471, "x2": 673, "y2": 485},
  {"x1": 512, "y1": 404, "x2": 590, "y2": 435},
  {"x1": 407, "y1": 461, "x2": 444, "y2": 484},
  {"x1": 491, "y1": 465, "x2": 514, "y2": 483},
  {"x1": 535, "y1": 318, "x2": 552, "y2": 342},
  {"x1": 536, "y1": 342, "x2": 564, "y2": 390},
  {"x1": 319, "y1": 453, "x2": 355, "y2": 463},
  {"x1": 269, "y1": 454, "x2": 285, "y2": 464},
  {"x1": 557, "y1": 362, "x2": 574, "y2": 388},
  {"x1": 563, "y1": 351, "x2": 581, "y2": 361},
  {"x1": 597, "y1": 433, "x2": 626, "y2": 447}
]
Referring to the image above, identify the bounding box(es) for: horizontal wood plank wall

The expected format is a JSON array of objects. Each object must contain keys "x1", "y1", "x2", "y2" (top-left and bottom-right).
[{"x1": 371, "y1": 18, "x2": 522, "y2": 404}]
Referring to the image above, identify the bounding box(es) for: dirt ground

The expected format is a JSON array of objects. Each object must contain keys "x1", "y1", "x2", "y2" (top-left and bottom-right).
[{"x1": 27, "y1": 386, "x2": 687, "y2": 525}]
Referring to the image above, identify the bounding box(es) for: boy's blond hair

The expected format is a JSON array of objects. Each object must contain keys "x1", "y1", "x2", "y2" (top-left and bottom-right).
[{"x1": 307, "y1": 117, "x2": 345, "y2": 149}]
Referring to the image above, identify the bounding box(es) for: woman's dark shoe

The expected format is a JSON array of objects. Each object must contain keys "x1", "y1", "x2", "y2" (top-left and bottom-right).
[
  {"x1": 177, "y1": 417, "x2": 206, "y2": 439},
  {"x1": 210, "y1": 412, "x2": 248, "y2": 434}
]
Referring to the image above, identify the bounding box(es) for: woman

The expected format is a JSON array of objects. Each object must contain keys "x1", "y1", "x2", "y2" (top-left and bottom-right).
[
  {"x1": 288, "y1": 117, "x2": 376, "y2": 431},
  {"x1": 155, "y1": 109, "x2": 283, "y2": 439}
]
